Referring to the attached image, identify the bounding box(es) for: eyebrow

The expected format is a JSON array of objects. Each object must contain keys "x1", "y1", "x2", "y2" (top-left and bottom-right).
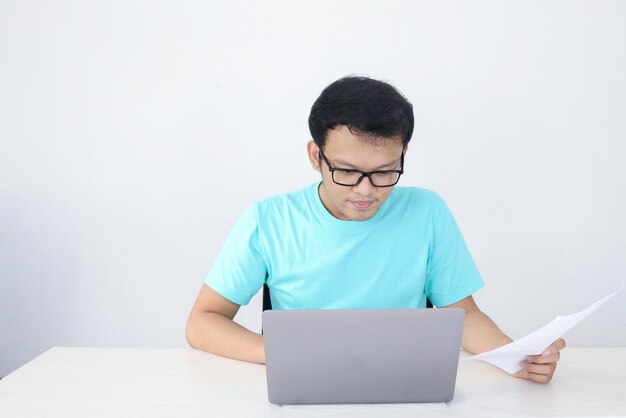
[{"x1": 331, "y1": 158, "x2": 400, "y2": 170}]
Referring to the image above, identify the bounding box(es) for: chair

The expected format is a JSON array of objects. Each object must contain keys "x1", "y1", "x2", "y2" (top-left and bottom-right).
[{"x1": 262, "y1": 283, "x2": 433, "y2": 311}]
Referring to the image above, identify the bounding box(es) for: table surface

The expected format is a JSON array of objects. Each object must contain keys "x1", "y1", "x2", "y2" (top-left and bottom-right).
[{"x1": 0, "y1": 347, "x2": 625, "y2": 417}]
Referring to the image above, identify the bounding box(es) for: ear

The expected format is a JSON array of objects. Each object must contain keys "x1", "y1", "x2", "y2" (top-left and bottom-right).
[{"x1": 307, "y1": 141, "x2": 322, "y2": 172}]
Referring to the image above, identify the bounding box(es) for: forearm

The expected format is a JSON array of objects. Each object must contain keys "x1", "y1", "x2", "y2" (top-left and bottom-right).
[
  {"x1": 186, "y1": 311, "x2": 265, "y2": 364},
  {"x1": 461, "y1": 308, "x2": 512, "y2": 354}
]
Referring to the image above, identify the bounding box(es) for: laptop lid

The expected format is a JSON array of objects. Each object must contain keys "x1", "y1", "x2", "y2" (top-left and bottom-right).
[{"x1": 263, "y1": 308, "x2": 465, "y2": 405}]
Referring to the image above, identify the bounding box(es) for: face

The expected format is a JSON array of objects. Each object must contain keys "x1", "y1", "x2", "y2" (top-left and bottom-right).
[{"x1": 307, "y1": 125, "x2": 406, "y2": 221}]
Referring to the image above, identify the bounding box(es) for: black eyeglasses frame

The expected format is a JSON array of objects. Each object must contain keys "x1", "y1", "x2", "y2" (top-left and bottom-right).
[{"x1": 318, "y1": 149, "x2": 405, "y2": 187}]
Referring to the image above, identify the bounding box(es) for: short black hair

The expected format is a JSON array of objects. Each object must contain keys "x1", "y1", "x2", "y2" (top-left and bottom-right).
[{"x1": 308, "y1": 76, "x2": 414, "y2": 150}]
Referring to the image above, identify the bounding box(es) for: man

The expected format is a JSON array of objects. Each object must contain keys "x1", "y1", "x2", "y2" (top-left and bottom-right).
[{"x1": 186, "y1": 76, "x2": 565, "y2": 383}]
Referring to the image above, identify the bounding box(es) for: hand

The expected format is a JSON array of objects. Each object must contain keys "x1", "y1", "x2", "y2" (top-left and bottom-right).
[{"x1": 513, "y1": 338, "x2": 566, "y2": 383}]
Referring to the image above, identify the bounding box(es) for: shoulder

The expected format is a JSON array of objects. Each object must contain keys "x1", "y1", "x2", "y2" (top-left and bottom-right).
[
  {"x1": 385, "y1": 186, "x2": 453, "y2": 225},
  {"x1": 251, "y1": 183, "x2": 316, "y2": 219},
  {"x1": 391, "y1": 186, "x2": 447, "y2": 208},
  {"x1": 227, "y1": 186, "x2": 314, "y2": 241}
]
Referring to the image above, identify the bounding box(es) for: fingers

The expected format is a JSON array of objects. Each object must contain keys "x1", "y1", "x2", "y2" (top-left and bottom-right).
[
  {"x1": 527, "y1": 338, "x2": 565, "y2": 364},
  {"x1": 543, "y1": 338, "x2": 566, "y2": 356},
  {"x1": 527, "y1": 350, "x2": 560, "y2": 364},
  {"x1": 520, "y1": 361, "x2": 555, "y2": 375},
  {"x1": 513, "y1": 369, "x2": 553, "y2": 383},
  {"x1": 514, "y1": 357, "x2": 558, "y2": 383},
  {"x1": 511, "y1": 338, "x2": 566, "y2": 384}
]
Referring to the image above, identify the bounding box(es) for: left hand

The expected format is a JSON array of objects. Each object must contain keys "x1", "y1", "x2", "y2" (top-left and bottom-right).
[{"x1": 513, "y1": 338, "x2": 566, "y2": 383}]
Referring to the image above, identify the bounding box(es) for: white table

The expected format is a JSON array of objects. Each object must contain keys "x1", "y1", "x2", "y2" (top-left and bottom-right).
[{"x1": 0, "y1": 347, "x2": 624, "y2": 417}]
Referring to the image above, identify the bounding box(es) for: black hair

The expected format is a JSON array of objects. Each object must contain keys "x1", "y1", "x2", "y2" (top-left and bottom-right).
[{"x1": 308, "y1": 75, "x2": 414, "y2": 150}]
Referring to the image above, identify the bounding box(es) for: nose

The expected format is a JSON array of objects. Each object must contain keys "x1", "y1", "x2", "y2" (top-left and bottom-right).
[{"x1": 352, "y1": 174, "x2": 377, "y2": 195}]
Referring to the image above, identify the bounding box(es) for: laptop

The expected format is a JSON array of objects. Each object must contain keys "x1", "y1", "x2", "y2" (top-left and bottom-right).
[{"x1": 262, "y1": 308, "x2": 465, "y2": 405}]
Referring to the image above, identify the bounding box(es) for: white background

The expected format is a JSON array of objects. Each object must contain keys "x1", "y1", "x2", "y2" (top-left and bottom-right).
[{"x1": 1, "y1": 0, "x2": 625, "y2": 378}]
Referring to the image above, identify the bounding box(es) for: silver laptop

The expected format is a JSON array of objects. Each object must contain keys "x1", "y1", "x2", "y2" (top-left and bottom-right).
[{"x1": 263, "y1": 308, "x2": 465, "y2": 405}]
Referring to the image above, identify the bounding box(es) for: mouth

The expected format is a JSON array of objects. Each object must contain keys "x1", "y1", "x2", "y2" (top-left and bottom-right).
[{"x1": 350, "y1": 200, "x2": 375, "y2": 210}]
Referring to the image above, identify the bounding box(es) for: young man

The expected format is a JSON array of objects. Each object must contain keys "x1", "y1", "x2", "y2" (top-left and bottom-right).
[{"x1": 186, "y1": 76, "x2": 565, "y2": 383}]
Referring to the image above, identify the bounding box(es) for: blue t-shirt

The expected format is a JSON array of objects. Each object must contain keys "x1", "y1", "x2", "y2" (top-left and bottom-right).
[{"x1": 205, "y1": 182, "x2": 484, "y2": 309}]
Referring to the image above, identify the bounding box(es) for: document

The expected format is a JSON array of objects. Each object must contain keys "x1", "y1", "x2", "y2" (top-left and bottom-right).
[{"x1": 466, "y1": 284, "x2": 624, "y2": 374}]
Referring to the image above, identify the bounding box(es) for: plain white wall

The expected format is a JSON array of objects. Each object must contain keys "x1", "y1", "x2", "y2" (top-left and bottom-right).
[{"x1": 1, "y1": 0, "x2": 625, "y2": 377}]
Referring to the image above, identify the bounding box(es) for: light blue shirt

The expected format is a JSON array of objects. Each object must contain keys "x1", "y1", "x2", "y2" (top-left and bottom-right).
[{"x1": 205, "y1": 182, "x2": 484, "y2": 309}]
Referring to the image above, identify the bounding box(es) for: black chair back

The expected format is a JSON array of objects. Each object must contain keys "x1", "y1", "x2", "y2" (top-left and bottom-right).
[{"x1": 262, "y1": 283, "x2": 433, "y2": 311}]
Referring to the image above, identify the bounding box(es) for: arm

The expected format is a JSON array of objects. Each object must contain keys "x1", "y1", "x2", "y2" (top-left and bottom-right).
[
  {"x1": 443, "y1": 295, "x2": 512, "y2": 354},
  {"x1": 185, "y1": 284, "x2": 265, "y2": 364},
  {"x1": 443, "y1": 295, "x2": 565, "y2": 383}
]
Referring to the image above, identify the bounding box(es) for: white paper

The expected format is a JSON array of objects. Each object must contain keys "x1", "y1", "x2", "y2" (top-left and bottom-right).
[{"x1": 466, "y1": 284, "x2": 624, "y2": 374}]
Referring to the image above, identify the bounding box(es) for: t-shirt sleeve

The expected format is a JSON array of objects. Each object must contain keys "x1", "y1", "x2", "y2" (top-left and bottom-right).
[
  {"x1": 424, "y1": 196, "x2": 484, "y2": 307},
  {"x1": 204, "y1": 204, "x2": 267, "y2": 306}
]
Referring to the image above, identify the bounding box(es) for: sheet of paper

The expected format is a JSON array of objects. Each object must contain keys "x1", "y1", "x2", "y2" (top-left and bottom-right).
[{"x1": 466, "y1": 284, "x2": 624, "y2": 374}]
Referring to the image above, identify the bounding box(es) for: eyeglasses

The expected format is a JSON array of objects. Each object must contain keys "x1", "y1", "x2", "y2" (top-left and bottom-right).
[{"x1": 318, "y1": 149, "x2": 404, "y2": 187}]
